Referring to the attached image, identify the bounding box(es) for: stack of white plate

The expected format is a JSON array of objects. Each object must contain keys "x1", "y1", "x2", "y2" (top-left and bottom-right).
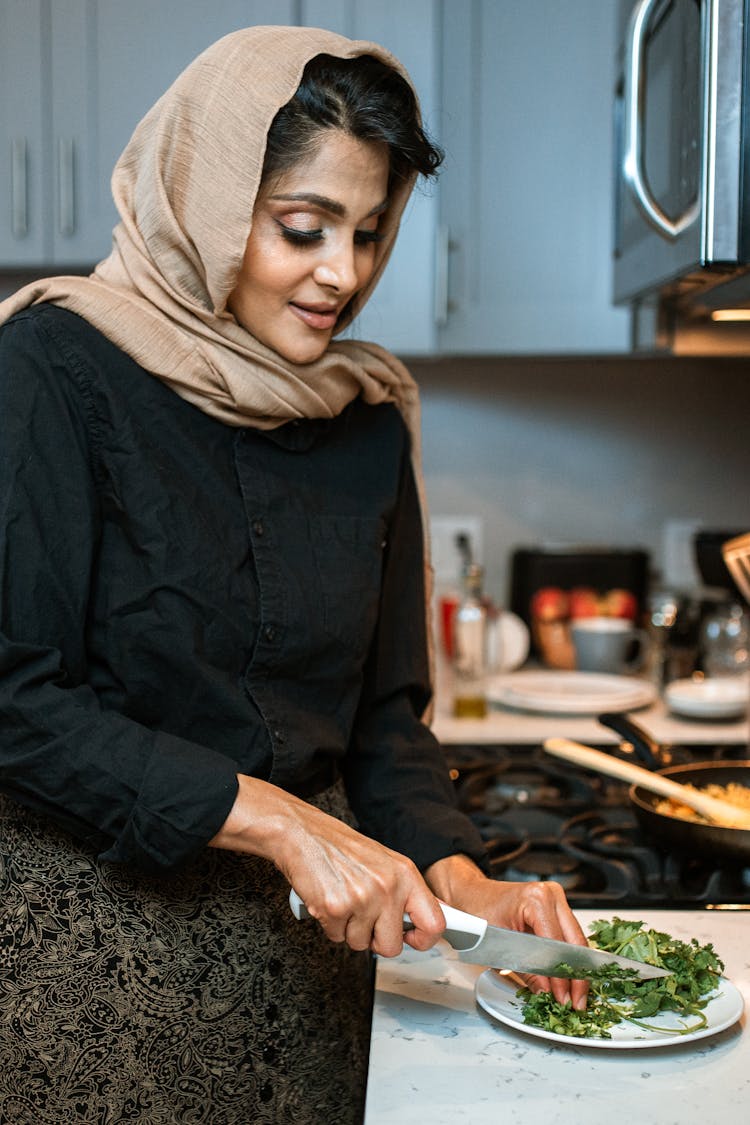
[{"x1": 486, "y1": 670, "x2": 657, "y2": 716}]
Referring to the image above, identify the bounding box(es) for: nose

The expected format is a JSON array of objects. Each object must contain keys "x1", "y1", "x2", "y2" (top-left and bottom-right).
[{"x1": 312, "y1": 240, "x2": 359, "y2": 297}]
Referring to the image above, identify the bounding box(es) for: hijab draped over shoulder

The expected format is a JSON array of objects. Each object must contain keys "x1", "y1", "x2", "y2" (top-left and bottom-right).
[{"x1": 0, "y1": 24, "x2": 436, "y2": 690}]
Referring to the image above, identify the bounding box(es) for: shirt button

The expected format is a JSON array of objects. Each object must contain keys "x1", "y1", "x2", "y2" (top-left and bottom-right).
[
  {"x1": 273, "y1": 728, "x2": 285, "y2": 744},
  {"x1": 252, "y1": 519, "x2": 265, "y2": 536},
  {"x1": 264, "y1": 624, "x2": 276, "y2": 642}
]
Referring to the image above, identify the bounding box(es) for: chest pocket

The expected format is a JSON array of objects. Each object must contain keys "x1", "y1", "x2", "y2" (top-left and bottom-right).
[{"x1": 311, "y1": 516, "x2": 386, "y2": 663}]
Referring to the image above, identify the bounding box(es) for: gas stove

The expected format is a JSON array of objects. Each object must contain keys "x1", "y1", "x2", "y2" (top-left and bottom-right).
[{"x1": 447, "y1": 743, "x2": 750, "y2": 909}]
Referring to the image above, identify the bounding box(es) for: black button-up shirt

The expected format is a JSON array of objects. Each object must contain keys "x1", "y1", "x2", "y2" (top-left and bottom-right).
[{"x1": 0, "y1": 305, "x2": 486, "y2": 874}]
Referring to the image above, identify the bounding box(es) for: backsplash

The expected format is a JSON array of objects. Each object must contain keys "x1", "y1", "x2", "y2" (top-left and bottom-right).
[{"x1": 411, "y1": 354, "x2": 750, "y2": 605}]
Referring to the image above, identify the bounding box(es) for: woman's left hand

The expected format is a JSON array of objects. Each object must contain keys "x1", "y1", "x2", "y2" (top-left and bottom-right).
[{"x1": 423, "y1": 853, "x2": 589, "y2": 1010}]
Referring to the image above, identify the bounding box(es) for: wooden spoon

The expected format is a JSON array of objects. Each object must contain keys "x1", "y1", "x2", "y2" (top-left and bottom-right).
[{"x1": 543, "y1": 737, "x2": 750, "y2": 830}]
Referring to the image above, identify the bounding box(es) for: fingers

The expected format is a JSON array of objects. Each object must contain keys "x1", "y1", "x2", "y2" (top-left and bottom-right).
[
  {"x1": 398, "y1": 894, "x2": 446, "y2": 953},
  {"x1": 299, "y1": 864, "x2": 443, "y2": 957},
  {"x1": 427, "y1": 870, "x2": 590, "y2": 1010},
  {"x1": 569, "y1": 976, "x2": 590, "y2": 1011},
  {"x1": 281, "y1": 808, "x2": 445, "y2": 958},
  {"x1": 513, "y1": 883, "x2": 585, "y2": 1006},
  {"x1": 508, "y1": 881, "x2": 589, "y2": 1008},
  {"x1": 310, "y1": 887, "x2": 443, "y2": 958}
]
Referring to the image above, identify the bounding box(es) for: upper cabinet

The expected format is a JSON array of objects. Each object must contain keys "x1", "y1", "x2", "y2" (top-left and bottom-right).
[
  {"x1": 0, "y1": 0, "x2": 296, "y2": 269},
  {"x1": 0, "y1": 0, "x2": 629, "y2": 355},
  {"x1": 437, "y1": 0, "x2": 630, "y2": 354},
  {"x1": 0, "y1": 0, "x2": 46, "y2": 266}
]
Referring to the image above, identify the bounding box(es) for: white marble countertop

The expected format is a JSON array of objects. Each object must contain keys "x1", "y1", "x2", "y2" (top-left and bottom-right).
[
  {"x1": 432, "y1": 695, "x2": 749, "y2": 748},
  {"x1": 429, "y1": 657, "x2": 749, "y2": 747},
  {"x1": 364, "y1": 909, "x2": 750, "y2": 1125}
]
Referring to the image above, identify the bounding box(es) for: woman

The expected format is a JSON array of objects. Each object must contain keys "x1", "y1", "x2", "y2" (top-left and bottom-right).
[{"x1": 0, "y1": 26, "x2": 587, "y2": 1124}]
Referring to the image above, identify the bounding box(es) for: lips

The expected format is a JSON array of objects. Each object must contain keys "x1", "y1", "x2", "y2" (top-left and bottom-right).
[{"x1": 288, "y1": 301, "x2": 340, "y2": 331}]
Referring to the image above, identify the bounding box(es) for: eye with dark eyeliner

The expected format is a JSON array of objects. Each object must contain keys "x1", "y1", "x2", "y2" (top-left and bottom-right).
[
  {"x1": 275, "y1": 220, "x2": 384, "y2": 248},
  {"x1": 276, "y1": 222, "x2": 323, "y2": 246}
]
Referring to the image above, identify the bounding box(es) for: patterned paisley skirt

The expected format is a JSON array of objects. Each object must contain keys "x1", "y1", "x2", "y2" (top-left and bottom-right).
[{"x1": 0, "y1": 786, "x2": 373, "y2": 1125}]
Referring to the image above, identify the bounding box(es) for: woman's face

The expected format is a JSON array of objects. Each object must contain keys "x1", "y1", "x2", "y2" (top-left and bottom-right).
[{"x1": 227, "y1": 130, "x2": 390, "y2": 364}]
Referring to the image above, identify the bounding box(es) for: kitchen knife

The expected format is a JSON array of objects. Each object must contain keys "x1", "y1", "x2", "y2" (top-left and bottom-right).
[{"x1": 288, "y1": 889, "x2": 671, "y2": 980}]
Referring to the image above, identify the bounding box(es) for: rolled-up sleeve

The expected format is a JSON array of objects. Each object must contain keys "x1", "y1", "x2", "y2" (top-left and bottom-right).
[{"x1": 0, "y1": 313, "x2": 238, "y2": 872}]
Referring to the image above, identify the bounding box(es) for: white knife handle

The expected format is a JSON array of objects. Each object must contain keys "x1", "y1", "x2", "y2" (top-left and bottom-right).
[
  {"x1": 436, "y1": 902, "x2": 488, "y2": 951},
  {"x1": 288, "y1": 888, "x2": 487, "y2": 950},
  {"x1": 289, "y1": 888, "x2": 308, "y2": 919}
]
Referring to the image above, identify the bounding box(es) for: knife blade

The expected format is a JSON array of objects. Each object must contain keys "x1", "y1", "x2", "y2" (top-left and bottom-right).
[{"x1": 288, "y1": 890, "x2": 671, "y2": 980}]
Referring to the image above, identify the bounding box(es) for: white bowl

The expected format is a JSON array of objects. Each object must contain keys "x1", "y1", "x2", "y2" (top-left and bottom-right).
[{"x1": 664, "y1": 676, "x2": 748, "y2": 720}]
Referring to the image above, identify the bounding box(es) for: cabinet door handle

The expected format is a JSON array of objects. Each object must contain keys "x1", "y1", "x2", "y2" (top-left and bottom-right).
[
  {"x1": 434, "y1": 223, "x2": 450, "y2": 326},
  {"x1": 11, "y1": 138, "x2": 28, "y2": 238},
  {"x1": 57, "y1": 138, "x2": 75, "y2": 236}
]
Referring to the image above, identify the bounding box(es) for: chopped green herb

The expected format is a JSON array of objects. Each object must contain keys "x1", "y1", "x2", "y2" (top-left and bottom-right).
[{"x1": 518, "y1": 918, "x2": 724, "y2": 1039}]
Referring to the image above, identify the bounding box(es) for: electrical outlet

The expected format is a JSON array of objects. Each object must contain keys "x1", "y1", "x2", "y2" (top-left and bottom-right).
[
  {"x1": 662, "y1": 518, "x2": 702, "y2": 588},
  {"x1": 430, "y1": 515, "x2": 484, "y2": 587}
]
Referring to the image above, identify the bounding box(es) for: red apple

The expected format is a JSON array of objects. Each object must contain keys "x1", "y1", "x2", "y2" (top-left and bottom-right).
[
  {"x1": 568, "y1": 586, "x2": 601, "y2": 619},
  {"x1": 603, "y1": 587, "x2": 638, "y2": 620},
  {"x1": 530, "y1": 586, "x2": 569, "y2": 622}
]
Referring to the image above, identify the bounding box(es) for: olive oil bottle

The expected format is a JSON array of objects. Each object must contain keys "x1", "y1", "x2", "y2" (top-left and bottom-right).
[{"x1": 452, "y1": 563, "x2": 488, "y2": 718}]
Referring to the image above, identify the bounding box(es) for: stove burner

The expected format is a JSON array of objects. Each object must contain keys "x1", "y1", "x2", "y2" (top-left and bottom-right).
[
  {"x1": 501, "y1": 841, "x2": 586, "y2": 892},
  {"x1": 446, "y1": 742, "x2": 750, "y2": 908},
  {"x1": 491, "y1": 772, "x2": 567, "y2": 806},
  {"x1": 455, "y1": 749, "x2": 601, "y2": 814},
  {"x1": 560, "y1": 810, "x2": 665, "y2": 897},
  {"x1": 470, "y1": 819, "x2": 529, "y2": 870},
  {"x1": 448, "y1": 746, "x2": 510, "y2": 788}
]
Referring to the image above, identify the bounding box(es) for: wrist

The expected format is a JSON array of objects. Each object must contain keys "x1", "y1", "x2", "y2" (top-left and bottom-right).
[
  {"x1": 208, "y1": 773, "x2": 294, "y2": 861},
  {"x1": 423, "y1": 852, "x2": 487, "y2": 905}
]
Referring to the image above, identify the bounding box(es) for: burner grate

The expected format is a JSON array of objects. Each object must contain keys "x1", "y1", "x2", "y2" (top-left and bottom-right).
[{"x1": 447, "y1": 742, "x2": 750, "y2": 908}]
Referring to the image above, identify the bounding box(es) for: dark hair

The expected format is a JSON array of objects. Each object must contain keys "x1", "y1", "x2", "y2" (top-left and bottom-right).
[{"x1": 261, "y1": 53, "x2": 443, "y2": 191}]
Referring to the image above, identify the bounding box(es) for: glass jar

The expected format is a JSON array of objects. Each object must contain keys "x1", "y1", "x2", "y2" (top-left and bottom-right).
[
  {"x1": 452, "y1": 563, "x2": 488, "y2": 718},
  {"x1": 700, "y1": 602, "x2": 750, "y2": 677}
]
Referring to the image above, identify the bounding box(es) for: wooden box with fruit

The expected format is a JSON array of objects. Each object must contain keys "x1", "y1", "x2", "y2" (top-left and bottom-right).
[{"x1": 530, "y1": 585, "x2": 639, "y2": 669}]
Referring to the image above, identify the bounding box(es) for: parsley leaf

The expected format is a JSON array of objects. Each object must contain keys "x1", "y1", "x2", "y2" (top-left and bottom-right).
[{"x1": 517, "y1": 918, "x2": 724, "y2": 1039}]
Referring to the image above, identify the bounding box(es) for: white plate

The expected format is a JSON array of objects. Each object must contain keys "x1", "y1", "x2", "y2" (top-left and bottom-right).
[
  {"x1": 487, "y1": 670, "x2": 657, "y2": 716},
  {"x1": 665, "y1": 676, "x2": 748, "y2": 720},
  {"x1": 475, "y1": 969, "x2": 744, "y2": 1049},
  {"x1": 489, "y1": 611, "x2": 530, "y2": 673}
]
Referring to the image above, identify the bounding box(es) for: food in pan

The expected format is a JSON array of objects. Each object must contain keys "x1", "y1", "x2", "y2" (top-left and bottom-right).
[
  {"x1": 653, "y1": 782, "x2": 750, "y2": 824},
  {"x1": 516, "y1": 918, "x2": 724, "y2": 1039}
]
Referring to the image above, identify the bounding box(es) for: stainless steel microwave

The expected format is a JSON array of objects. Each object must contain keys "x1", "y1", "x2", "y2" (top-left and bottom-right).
[{"x1": 613, "y1": 0, "x2": 750, "y2": 313}]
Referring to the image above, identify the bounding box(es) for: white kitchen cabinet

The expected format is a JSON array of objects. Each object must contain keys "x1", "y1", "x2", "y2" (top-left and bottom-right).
[
  {"x1": 437, "y1": 0, "x2": 630, "y2": 353},
  {"x1": 300, "y1": 0, "x2": 441, "y2": 354},
  {"x1": 0, "y1": 0, "x2": 46, "y2": 265},
  {"x1": 0, "y1": 0, "x2": 294, "y2": 268}
]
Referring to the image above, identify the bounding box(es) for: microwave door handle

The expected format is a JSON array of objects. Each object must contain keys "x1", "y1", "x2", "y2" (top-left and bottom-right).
[{"x1": 623, "y1": 0, "x2": 700, "y2": 240}]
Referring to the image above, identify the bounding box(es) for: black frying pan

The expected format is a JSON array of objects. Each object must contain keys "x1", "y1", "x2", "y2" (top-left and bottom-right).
[{"x1": 598, "y1": 712, "x2": 750, "y2": 863}]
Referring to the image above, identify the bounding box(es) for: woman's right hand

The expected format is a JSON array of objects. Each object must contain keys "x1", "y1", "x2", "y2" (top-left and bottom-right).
[{"x1": 209, "y1": 773, "x2": 446, "y2": 958}]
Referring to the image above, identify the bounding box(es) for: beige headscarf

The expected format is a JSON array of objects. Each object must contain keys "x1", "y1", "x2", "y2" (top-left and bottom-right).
[{"x1": 0, "y1": 25, "x2": 436, "y2": 696}]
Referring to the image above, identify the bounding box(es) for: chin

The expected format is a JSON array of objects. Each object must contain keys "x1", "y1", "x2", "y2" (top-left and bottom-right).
[{"x1": 278, "y1": 335, "x2": 332, "y2": 366}]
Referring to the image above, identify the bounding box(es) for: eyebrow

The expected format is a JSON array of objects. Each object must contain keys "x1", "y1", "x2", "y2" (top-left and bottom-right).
[{"x1": 268, "y1": 191, "x2": 389, "y2": 218}]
